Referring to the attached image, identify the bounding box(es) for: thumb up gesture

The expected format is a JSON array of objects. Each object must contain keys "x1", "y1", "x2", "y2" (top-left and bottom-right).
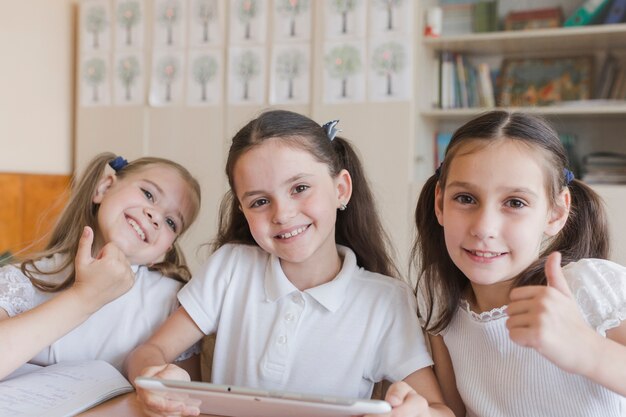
[
  {"x1": 506, "y1": 252, "x2": 596, "y2": 375},
  {"x1": 72, "y1": 226, "x2": 135, "y2": 313}
]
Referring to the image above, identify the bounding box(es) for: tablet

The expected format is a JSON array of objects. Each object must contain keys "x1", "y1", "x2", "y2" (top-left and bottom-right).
[{"x1": 135, "y1": 377, "x2": 391, "y2": 417}]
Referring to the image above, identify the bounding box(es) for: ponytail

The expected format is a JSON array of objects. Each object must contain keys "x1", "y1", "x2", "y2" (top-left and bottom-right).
[{"x1": 332, "y1": 137, "x2": 399, "y2": 278}]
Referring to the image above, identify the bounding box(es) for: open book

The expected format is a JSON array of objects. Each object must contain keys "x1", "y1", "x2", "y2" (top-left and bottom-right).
[{"x1": 0, "y1": 360, "x2": 133, "y2": 417}]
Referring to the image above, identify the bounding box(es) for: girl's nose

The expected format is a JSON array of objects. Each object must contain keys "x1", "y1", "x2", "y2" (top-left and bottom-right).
[
  {"x1": 272, "y1": 200, "x2": 296, "y2": 225},
  {"x1": 470, "y1": 208, "x2": 498, "y2": 240},
  {"x1": 145, "y1": 208, "x2": 161, "y2": 229}
]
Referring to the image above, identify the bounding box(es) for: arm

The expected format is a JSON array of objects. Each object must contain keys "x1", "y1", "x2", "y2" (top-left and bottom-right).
[
  {"x1": 428, "y1": 334, "x2": 465, "y2": 417},
  {"x1": 507, "y1": 252, "x2": 626, "y2": 396},
  {"x1": 0, "y1": 227, "x2": 134, "y2": 379},
  {"x1": 126, "y1": 306, "x2": 204, "y2": 416},
  {"x1": 366, "y1": 366, "x2": 453, "y2": 417}
]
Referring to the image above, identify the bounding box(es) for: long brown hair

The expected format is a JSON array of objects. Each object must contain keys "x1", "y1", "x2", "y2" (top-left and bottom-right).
[
  {"x1": 19, "y1": 152, "x2": 201, "y2": 291},
  {"x1": 213, "y1": 109, "x2": 399, "y2": 278},
  {"x1": 413, "y1": 111, "x2": 609, "y2": 333}
]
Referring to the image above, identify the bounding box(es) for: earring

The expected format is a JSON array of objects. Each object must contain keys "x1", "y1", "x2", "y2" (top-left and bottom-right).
[{"x1": 339, "y1": 203, "x2": 347, "y2": 211}]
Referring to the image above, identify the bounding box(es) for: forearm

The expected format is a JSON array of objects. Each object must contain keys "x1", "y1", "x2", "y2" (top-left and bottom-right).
[
  {"x1": 583, "y1": 332, "x2": 626, "y2": 395},
  {"x1": 0, "y1": 290, "x2": 92, "y2": 379},
  {"x1": 126, "y1": 343, "x2": 170, "y2": 385}
]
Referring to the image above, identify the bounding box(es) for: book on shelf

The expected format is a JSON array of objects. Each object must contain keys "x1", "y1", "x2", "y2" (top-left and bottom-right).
[
  {"x1": 595, "y1": 53, "x2": 626, "y2": 100},
  {"x1": 472, "y1": 0, "x2": 498, "y2": 33},
  {"x1": 602, "y1": 0, "x2": 626, "y2": 24},
  {"x1": 582, "y1": 151, "x2": 626, "y2": 184},
  {"x1": 441, "y1": 2, "x2": 474, "y2": 36},
  {"x1": 435, "y1": 132, "x2": 454, "y2": 166},
  {"x1": 0, "y1": 360, "x2": 133, "y2": 417},
  {"x1": 504, "y1": 7, "x2": 563, "y2": 31},
  {"x1": 436, "y1": 52, "x2": 495, "y2": 109},
  {"x1": 564, "y1": 0, "x2": 612, "y2": 26}
]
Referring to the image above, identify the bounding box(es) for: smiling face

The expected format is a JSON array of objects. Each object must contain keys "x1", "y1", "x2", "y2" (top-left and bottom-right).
[
  {"x1": 233, "y1": 140, "x2": 351, "y2": 274},
  {"x1": 93, "y1": 164, "x2": 195, "y2": 265},
  {"x1": 435, "y1": 139, "x2": 566, "y2": 294}
]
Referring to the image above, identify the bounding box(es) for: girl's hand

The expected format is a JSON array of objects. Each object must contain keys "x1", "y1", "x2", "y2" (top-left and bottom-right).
[
  {"x1": 72, "y1": 226, "x2": 135, "y2": 312},
  {"x1": 135, "y1": 364, "x2": 200, "y2": 417},
  {"x1": 363, "y1": 381, "x2": 431, "y2": 417},
  {"x1": 506, "y1": 251, "x2": 598, "y2": 375}
]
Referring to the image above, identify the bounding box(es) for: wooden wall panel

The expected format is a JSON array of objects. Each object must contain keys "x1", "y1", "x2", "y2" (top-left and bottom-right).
[
  {"x1": 0, "y1": 173, "x2": 70, "y2": 257},
  {"x1": 0, "y1": 174, "x2": 23, "y2": 255},
  {"x1": 21, "y1": 175, "x2": 71, "y2": 253}
]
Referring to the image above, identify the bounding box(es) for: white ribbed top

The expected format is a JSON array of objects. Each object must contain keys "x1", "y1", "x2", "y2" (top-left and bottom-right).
[{"x1": 442, "y1": 258, "x2": 626, "y2": 417}]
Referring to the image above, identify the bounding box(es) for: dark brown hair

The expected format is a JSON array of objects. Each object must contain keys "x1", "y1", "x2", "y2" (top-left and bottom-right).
[
  {"x1": 213, "y1": 109, "x2": 399, "y2": 278},
  {"x1": 19, "y1": 152, "x2": 202, "y2": 291},
  {"x1": 413, "y1": 111, "x2": 609, "y2": 333}
]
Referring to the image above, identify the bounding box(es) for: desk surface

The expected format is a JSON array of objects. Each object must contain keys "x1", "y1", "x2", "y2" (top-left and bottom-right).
[{"x1": 78, "y1": 392, "x2": 218, "y2": 417}]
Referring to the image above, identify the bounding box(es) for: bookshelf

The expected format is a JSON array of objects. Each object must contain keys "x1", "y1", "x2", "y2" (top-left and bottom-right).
[{"x1": 414, "y1": 1, "x2": 626, "y2": 265}]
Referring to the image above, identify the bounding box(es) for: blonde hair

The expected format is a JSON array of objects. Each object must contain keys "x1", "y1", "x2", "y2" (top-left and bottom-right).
[{"x1": 19, "y1": 152, "x2": 201, "y2": 291}]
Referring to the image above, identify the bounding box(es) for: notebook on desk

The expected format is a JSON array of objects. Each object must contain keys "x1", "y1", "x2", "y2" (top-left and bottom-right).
[{"x1": 135, "y1": 377, "x2": 391, "y2": 417}]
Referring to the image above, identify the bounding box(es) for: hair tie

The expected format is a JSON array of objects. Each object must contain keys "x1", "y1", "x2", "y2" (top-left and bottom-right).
[
  {"x1": 109, "y1": 156, "x2": 128, "y2": 172},
  {"x1": 435, "y1": 162, "x2": 443, "y2": 178},
  {"x1": 564, "y1": 168, "x2": 575, "y2": 185},
  {"x1": 321, "y1": 119, "x2": 340, "y2": 141}
]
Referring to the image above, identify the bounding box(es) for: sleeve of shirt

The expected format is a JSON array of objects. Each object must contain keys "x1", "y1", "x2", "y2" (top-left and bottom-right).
[
  {"x1": 564, "y1": 258, "x2": 626, "y2": 337},
  {"x1": 0, "y1": 265, "x2": 36, "y2": 317},
  {"x1": 371, "y1": 281, "x2": 434, "y2": 383},
  {"x1": 177, "y1": 244, "x2": 240, "y2": 335}
]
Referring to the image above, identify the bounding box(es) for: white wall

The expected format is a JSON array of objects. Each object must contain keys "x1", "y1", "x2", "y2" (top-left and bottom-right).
[{"x1": 0, "y1": 0, "x2": 75, "y2": 174}]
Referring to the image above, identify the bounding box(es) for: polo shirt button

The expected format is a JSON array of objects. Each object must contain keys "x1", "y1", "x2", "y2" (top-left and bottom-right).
[
  {"x1": 285, "y1": 313, "x2": 295, "y2": 321},
  {"x1": 277, "y1": 335, "x2": 287, "y2": 344}
]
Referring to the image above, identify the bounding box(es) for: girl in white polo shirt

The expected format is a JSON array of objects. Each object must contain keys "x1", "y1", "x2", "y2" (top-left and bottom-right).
[{"x1": 128, "y1": 110, "x2": 453, "y2": 417}]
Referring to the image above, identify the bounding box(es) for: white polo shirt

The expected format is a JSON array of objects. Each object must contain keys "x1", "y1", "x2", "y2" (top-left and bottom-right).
[{"x1": 178, "y1": 243, "x2": 433, "y2": 398}]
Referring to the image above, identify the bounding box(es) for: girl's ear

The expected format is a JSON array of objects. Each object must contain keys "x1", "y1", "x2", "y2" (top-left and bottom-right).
[
  {"x1": 545, "y1": 188, "x2": 571, "y2": 236},
  {"x1": 434, "y1": 182, "x2": 444, "y2": 226},
  {"x1": 92, "y1": 170, "x2": 117, "y2": 204},
  {"x1": 335, "y1": 169, "x2": 352, "y2": 207}
]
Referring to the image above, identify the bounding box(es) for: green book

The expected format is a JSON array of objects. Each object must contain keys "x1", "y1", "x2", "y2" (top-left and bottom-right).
[
  {"x1": 472, "y1": 0, "x2": 498, "y2": 32},
  {"x1": 564, "y1": 0, "x2": 612, "y2": 26}
]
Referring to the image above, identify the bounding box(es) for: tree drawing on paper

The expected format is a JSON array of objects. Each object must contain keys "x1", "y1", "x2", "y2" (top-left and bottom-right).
[
  {"x1": 325, "y1": 45, "x2": 361, "y2": 98},
  {"x1": 275, "y1": 49, "x2": 305, "y2": 99},
  {"x1": 83, "y1": 58, "x2": 106, "y2": 102},
  {"x1": 85, "y1": 5, "x2": 107, "y2": 48},
  {"x1": 194, "y1": 0, "x2": 218, "y2": 43},
  {"x1": 233, "y1": 50, "x2": 260, "y2": 100},
  {"x1": 276, "y1": 0, "x2": 309, "y2": 38},
  {"x1": 156, "y1": 56, "x2": 179, "y2": 102},
  {"x1": 192, "y1": 55, "x2": 218, "y2": 101},
  {"x1": 374, "y1": 0, "x2": 403, "y2": 31},
  {"x1": 371, "y1": 41, "x2": 405, "y2": 96},
  {"x1": 117, "y1": 1, "x2": 141, "y2": 46},
  {"x1": 235, "y1": 0, "x2": 259, "y2": 40},
  {"x1": 117, "y1": 56, "x2": 140, "y2": 100},
  {"x1": 329, "y1": 0, "x2": 358, "y2": 34},
  {"x1": 158, "y1": 0, "x2": 181, "y2": 45}
]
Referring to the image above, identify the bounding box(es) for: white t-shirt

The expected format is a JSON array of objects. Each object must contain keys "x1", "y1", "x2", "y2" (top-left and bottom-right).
[
  {"x1": 442, "y1": 258, "x2": 626, "y2": 417},
  {"x1": 178, "y1": 243, "x2": 433, "y2": 399},
  {"x1": 0, "y1": 253, "x2": 182, "y2": 374}
]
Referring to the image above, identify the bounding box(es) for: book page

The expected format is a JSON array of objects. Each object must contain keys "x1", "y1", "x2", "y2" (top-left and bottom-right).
[
  {"x1": 0, "y1": 360, "x2": 133, "y2": 417},
  {"x1": 2, "y1": 363, "x2": 42, "y2": 381}
]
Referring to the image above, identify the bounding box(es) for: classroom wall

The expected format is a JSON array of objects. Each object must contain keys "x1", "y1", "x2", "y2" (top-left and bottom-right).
[
  {"x1": 75, "y1": 2, "x2": 416, "y2": 273},
  {"x1": 0, "y1": 0, "x2": 76, "y2": 175}
]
